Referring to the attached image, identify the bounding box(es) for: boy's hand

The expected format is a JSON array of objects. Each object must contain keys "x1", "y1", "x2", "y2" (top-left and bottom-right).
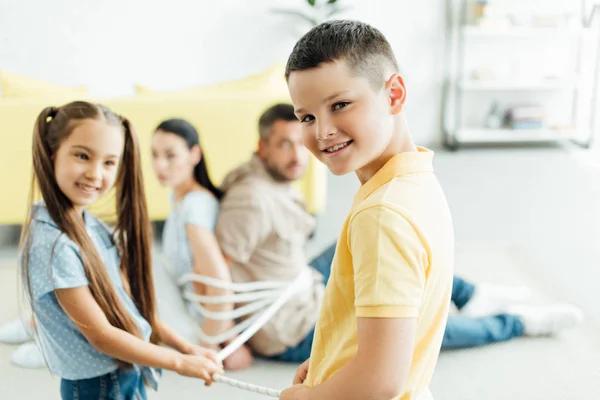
[
  {"x1": 293, "y1": 359, "x2": 310, "y2": 384},
  {"x1": 280, "y1": 384, "x2": 310, "y2": 400}
]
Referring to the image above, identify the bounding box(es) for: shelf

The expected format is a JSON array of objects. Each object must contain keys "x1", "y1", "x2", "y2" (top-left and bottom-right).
[
  {"x1": 456, "y1": 128, "x2": 576, "y2": 143},
  {"x1": 442, "y1": 0, "x2": 596, "y2": 150},
  {"x1": 462, "y1": 26, "x2": 583, "y2": 38},
  {"x1": 459, "y1": 79, "x2": 577, "y2": 91}
]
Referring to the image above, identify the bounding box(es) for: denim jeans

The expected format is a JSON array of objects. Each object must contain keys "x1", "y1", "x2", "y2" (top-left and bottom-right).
[
  {"x1": 443, "y1": 276, "x2": 524, "y2": 349},
  {"x1": 451, "y1": 275, "x2": 476, "y2": 310},
  {"x1": 60, "y1": 368, "x2": 147, "y2": 400}
]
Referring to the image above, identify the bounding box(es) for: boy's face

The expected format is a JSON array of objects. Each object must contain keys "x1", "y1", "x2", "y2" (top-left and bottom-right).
[{"x1": 288, "y1": 59, "x2": 402, "y2": 178}]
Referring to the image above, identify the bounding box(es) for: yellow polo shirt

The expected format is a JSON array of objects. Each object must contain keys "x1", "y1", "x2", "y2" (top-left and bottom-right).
[{"x1": 305, "y1": 147, "x2": 454, "y2": 400}]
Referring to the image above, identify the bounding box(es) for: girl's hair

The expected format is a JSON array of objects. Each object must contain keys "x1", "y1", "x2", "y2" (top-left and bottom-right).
[
  {"x1": 155, "y1": 118, "x2": 223, "y2": 200},
  {"x1": 20, "y1": 101, "x2": 160, "y2": 367}
]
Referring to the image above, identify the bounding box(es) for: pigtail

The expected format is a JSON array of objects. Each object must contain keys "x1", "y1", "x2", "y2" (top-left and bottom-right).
[
  {"x1": 20, "y1": 106, "x2": 60, "y2": 313},
  {"x1": 116, "y1": 117, "x2": 160, "y2": 344}
]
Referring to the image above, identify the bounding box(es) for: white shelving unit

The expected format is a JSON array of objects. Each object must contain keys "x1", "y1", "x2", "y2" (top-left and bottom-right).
[
  {"x1": 456, "y1": 127, "x2": 579, "y2": 142},
  {"x1": 462, "y1": 25, "x2": 583, "y2": 38},
  {"x1": 459, "y1": 79, "x2": 578, "y2": 91},
  {"x1": 443, "y1": 0, "x2": 600, "y2": 150}
]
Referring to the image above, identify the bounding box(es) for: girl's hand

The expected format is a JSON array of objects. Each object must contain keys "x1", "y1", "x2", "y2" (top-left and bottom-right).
[
  {"x1": 186, "y1": 345, "x2": 222, "y2": 367},
  {"x1": 175, "y1": 353, "x2": 224, "y2": 386},
  {"x1": 195, "y1": 341, "x2": 253, "y2": 371}
]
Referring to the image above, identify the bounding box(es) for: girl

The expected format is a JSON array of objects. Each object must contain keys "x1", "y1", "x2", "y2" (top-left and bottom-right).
[
  {"x1": 20, "y1": 101, "x2": 223, "y2": 400},
  {"x1": 151, "y1": 118, "x2": 253, "y2": 371}
]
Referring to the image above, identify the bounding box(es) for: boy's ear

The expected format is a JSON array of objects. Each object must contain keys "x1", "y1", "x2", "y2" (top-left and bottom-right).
[{"x1": 385, "y1": 74, "x2": 407, "y2": 115}]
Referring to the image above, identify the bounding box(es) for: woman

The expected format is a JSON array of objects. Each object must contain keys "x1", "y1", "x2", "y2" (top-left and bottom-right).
[{"x1": 151, "y1": 118, "x2": 252, "y2": 371}]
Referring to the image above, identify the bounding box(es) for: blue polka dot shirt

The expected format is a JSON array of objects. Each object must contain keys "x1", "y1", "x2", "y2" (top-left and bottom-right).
[{"x1": 24, "y1": 203, "x2": 159, "y2": 388}]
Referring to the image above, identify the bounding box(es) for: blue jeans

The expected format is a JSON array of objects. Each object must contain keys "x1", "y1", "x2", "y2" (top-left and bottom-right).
[
  {"x1": 443, "y1": 276, "x2": 524, "y2": 349},
  {"x1": 60, "y1": 368, "x2": 147, "y2": 400}
]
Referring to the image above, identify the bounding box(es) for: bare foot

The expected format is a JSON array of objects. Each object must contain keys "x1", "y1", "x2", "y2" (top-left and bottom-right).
[{"x1": 222, "y1": 344, "x2": 253, "y2": 371}]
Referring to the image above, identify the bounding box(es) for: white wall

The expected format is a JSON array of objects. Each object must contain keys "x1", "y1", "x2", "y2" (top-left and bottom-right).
[{"x1": 0, "y1": 0, "x2": 447, "y2": 145}]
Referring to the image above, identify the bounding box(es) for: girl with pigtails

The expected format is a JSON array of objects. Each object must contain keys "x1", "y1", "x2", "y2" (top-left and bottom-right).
[{"x1": 20, "y1": 101, "x2": 222, "y2": 399}]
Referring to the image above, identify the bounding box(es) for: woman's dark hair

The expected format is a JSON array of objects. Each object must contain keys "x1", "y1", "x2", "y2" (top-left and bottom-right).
[{"x1": 155, "y1": 119, "x2": 223, "y2": 200}]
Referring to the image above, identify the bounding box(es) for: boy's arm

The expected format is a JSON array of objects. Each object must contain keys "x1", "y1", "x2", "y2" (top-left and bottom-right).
[
  {"x1": 283, "y1": 317, "x2": 416, "y2": 400},
  {"x1": 282, "y1": 206, "x2": 427, "y2": 400}
]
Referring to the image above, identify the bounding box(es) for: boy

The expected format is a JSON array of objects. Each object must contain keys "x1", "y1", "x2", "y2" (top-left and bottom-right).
[{"x1": 280, "y1": 20, "x2": 454, "y2": 400}]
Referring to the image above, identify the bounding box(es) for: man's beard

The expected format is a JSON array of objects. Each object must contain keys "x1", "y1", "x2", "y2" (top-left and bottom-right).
[{"x1": 265, "y1": 162, "x2": 298, "y2": 182}]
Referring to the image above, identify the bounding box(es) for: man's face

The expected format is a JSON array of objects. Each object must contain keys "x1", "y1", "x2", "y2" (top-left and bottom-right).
[{"x1": 258, "y1": 119, "x2": 309, "y2": 182}]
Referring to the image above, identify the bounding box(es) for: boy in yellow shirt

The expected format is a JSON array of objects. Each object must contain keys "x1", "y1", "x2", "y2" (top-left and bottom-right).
[{"x1": 280, "y1": 20, "x2": 454, "y2": 400}]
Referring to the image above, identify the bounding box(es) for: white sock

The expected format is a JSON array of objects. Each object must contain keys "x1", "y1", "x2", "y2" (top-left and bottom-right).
[
  {"x1": 0, "y1": 319, "x2": 33, "y2": 345},
  {"x1": 11, "y1": 341, "x2": 46, "y2": 369},
  {"x1": 508, "y1": 304, "x2": 584, "y2": 336},
  {"x1": 460, "y1": 283, "x2": 533, "y2": 318}
]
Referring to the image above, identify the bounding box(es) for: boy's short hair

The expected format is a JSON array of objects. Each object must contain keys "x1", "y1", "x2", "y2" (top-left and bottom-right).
[
  {"x1": 285, "y1": 20, "x2": 399, "y2": 90},
  {"x1": 258, "y1": 103, "x2": 298, "y2": 141}
]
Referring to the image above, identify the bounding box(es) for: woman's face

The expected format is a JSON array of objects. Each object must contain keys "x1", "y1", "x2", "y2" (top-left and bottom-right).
[{"x1": 151, "y1": 130, "x2": 200, "y2": 189}]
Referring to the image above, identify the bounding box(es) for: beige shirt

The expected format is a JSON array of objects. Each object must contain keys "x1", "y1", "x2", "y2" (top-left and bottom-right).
[{"x1": 215, "y1": 155, "x2": 325, "y2": 356}]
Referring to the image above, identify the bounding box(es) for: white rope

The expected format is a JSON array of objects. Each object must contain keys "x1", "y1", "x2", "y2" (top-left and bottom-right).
[
  {"x1": 175, "y1": 265, "x2": 314, "y2": 398},
  {"x1": 190, "y1": 297, "x2": 274, "y2": 321},
  {"x1": 197, "y1": 312, "x2": 261, "y2": 345},
  {"x1": 217, "y1": 269, "x2": 312, "y2": 360},
  {"x1": 178, "y1": 272, "x2": 292, "y2": 291},
  {"x1": 182, "y1": 288, "x2": 283, "y2": 304},
  {"x1": 214, "y1": 375, "x2": 281, "y2": 398}
]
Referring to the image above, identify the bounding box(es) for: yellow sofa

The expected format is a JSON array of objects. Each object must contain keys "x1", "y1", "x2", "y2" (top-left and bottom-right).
[
  {"x1": 0, "y1": 70, "x2": 88, "y2": 99},
  {"x1": 0, "y1": 69, "x2": 327, "y2": 225}
]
